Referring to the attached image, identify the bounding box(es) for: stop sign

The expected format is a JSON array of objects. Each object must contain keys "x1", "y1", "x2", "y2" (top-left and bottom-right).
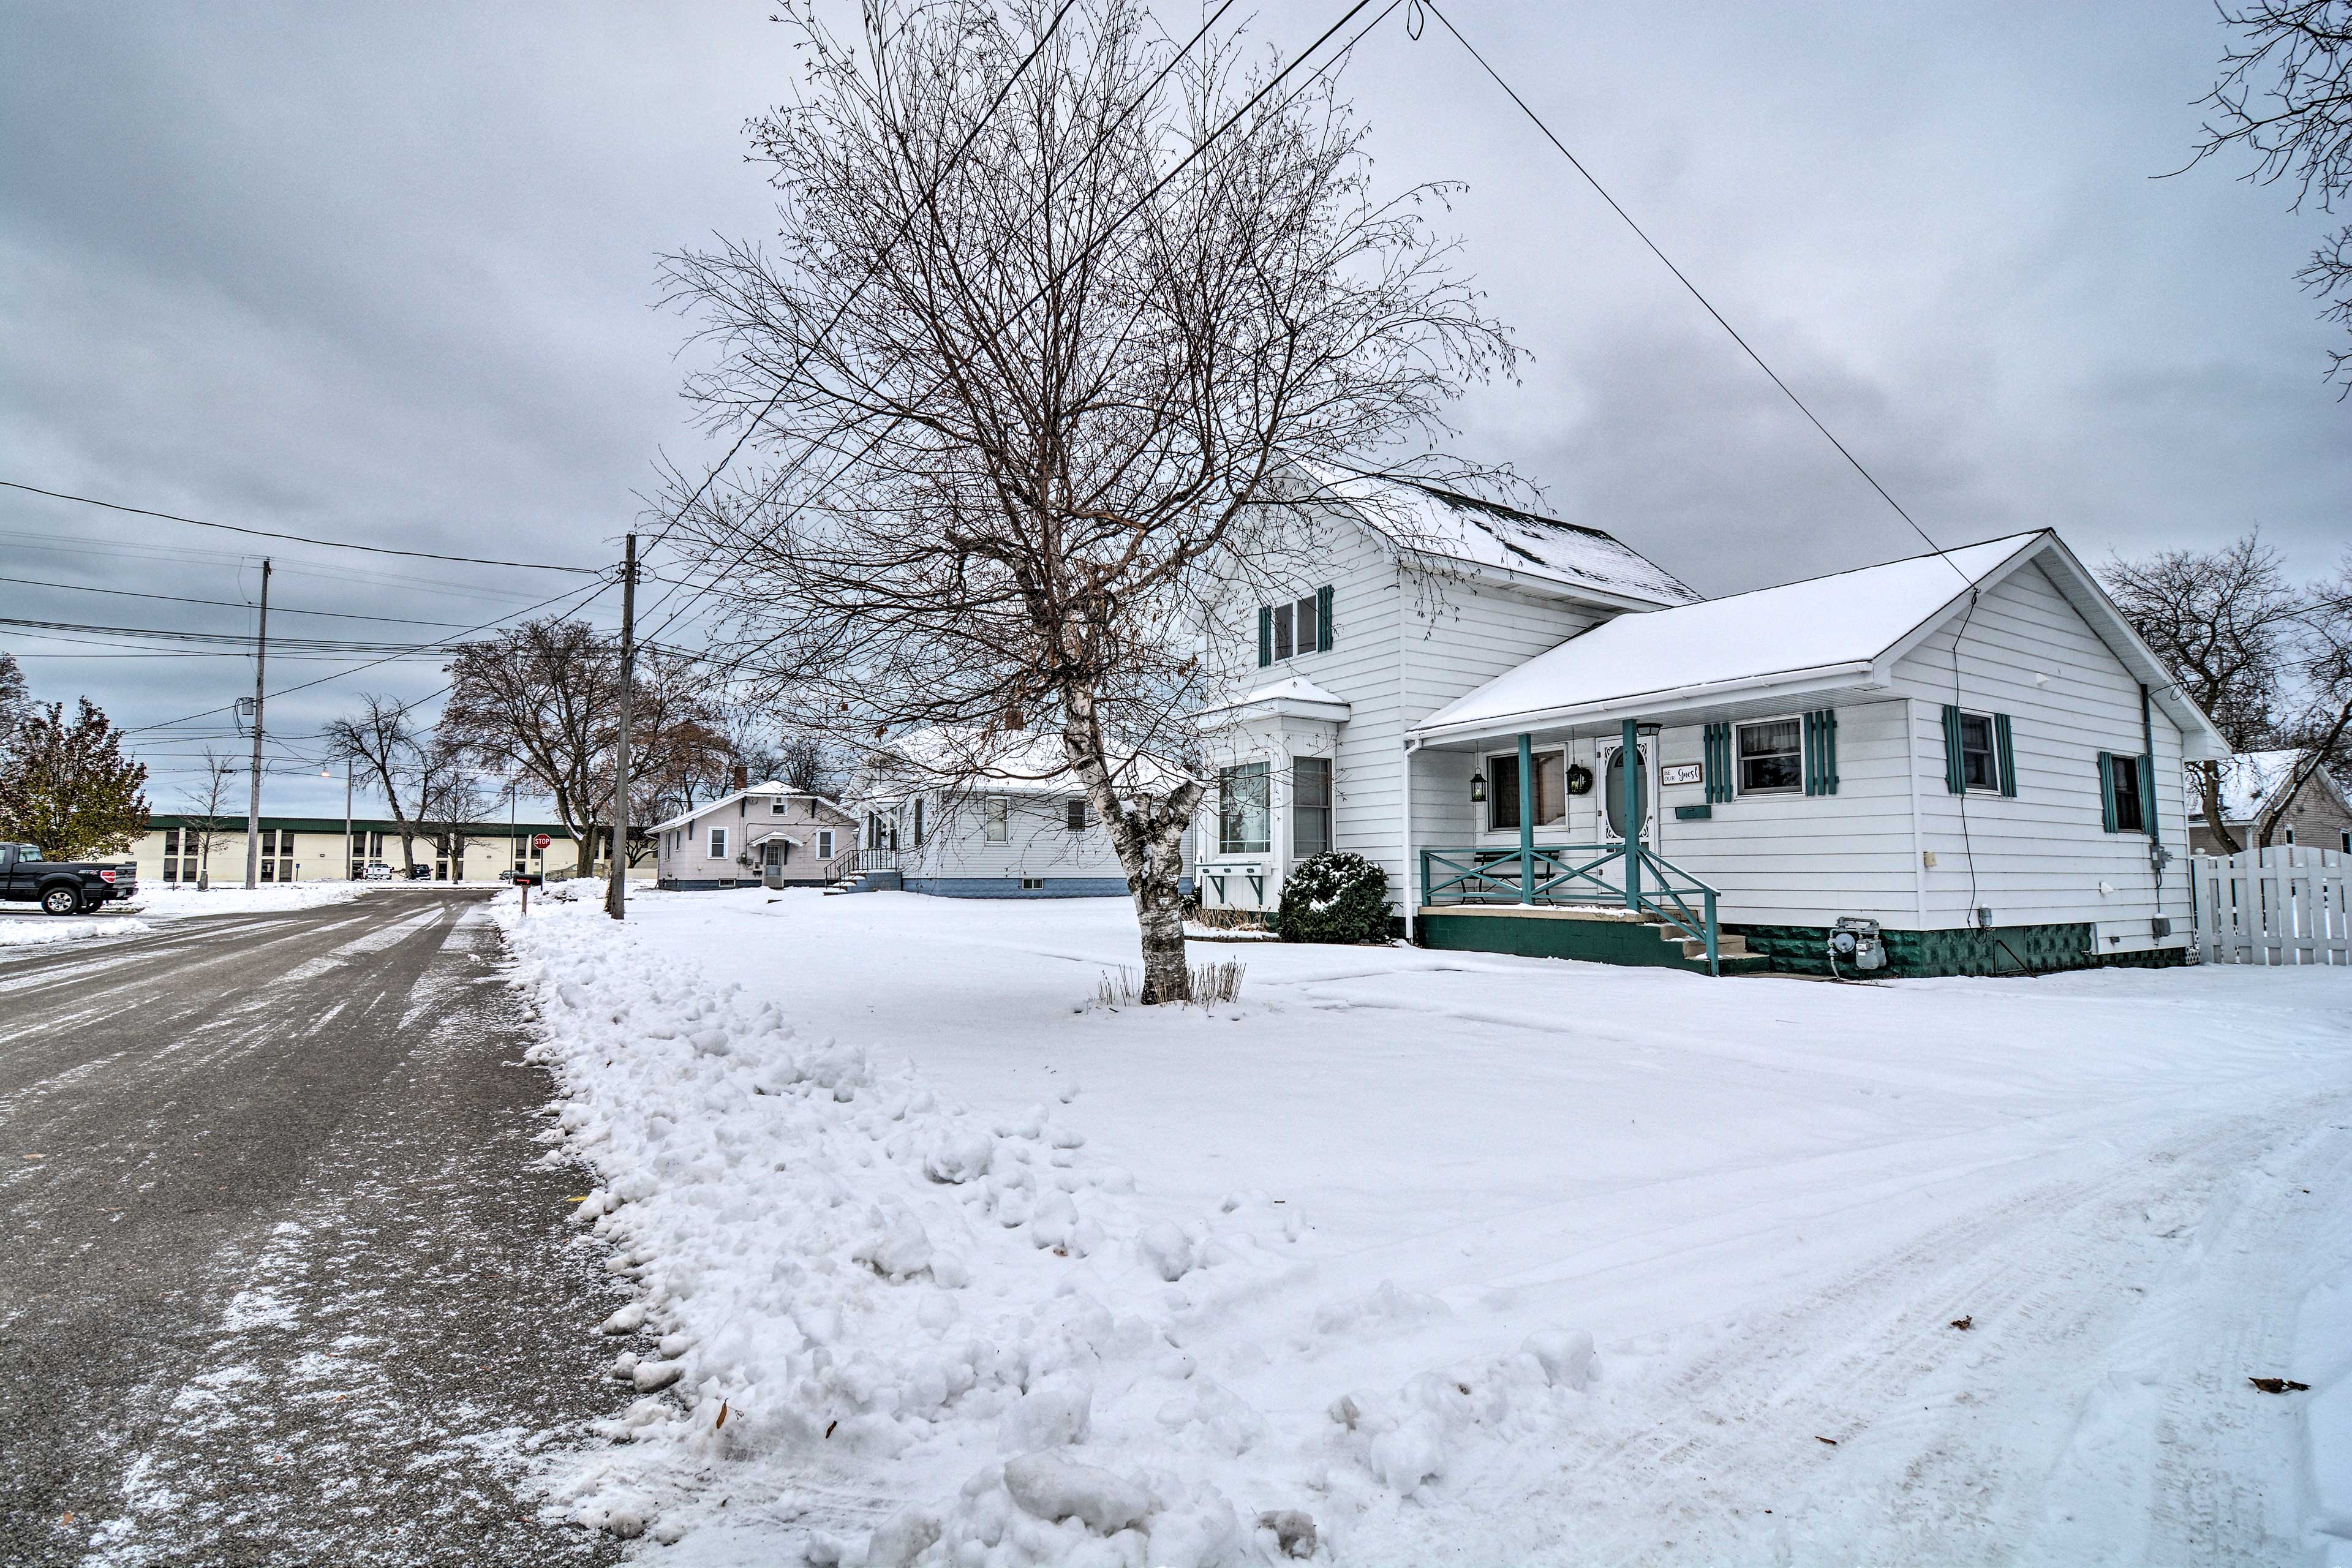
[{"x1": 532, "y1": 832, "x2": 551, "y2": 850}]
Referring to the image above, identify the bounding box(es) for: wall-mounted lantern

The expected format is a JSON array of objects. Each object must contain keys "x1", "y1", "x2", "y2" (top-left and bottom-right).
[{"x1": 1469, "y1": 770, "x2": 1487, "y2": 804}]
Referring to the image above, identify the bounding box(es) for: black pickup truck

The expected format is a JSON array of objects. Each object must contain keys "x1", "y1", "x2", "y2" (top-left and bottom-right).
[{"x1": 0, "y1": 842, "x2": 138, "y2": 915}]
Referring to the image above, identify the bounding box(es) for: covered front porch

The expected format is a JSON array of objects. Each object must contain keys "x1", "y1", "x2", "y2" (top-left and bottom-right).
[{"x1": 1409, "y1": 719, "x2": 1758, "y2": 976}]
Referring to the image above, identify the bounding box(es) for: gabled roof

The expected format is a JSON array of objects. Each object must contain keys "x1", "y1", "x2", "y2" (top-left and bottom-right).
[
  {"x1": 1303, "y1": 468, "x2": 1700, "y2": 609},
  {"x1": 648, "y1": 783, "x2": 851, "y2": 835},
  {"x1": 1195, "y1": 674, "x2": 1352, "y2": 729},
  {"x1": 2211, "y1": 748, "x2": 2351, "y2": 823},
  {"x1": 1412, "y1": 530, "x2": 2230, "y2": 757}
]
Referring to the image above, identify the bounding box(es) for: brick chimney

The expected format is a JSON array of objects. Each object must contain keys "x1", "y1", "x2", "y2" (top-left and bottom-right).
[{"x1": 731, "y1": 761, "x2": 750, "y2": 792}]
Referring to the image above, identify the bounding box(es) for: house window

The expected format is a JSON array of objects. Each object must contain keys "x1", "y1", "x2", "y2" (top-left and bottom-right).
[
  {"x1": 1258, "y1": 587, "x2": 1332, "y2": 665},
  {"x1": 1736, "y1": 719, "x2": 1804, "y2": 794},
  {"x1": 1292, "y1": 757, "x2": 1332, "y2": 859},
  {"x1": 771, "y1": 797, "x2": 788, "y2": 815},
  {"x1": 1020, "y1": 876, "x2": 1045, "y2": 891},
  {"x1": 1957, "y1": 713, "x2": 2000, "y2": 792},
  {"x1": 1218, "y1": 762, "x2": 1270, "y2": 854},
  {"x1": 1485, "y1": 749, "x2": 1566, "y2": 832},
  {"x1": 913, "y1": 797, "x2": 926, "y2": 846},
  {"x1": 2283, "y1": 826, "x2": 2296, "y2": 845},
  {"x1": 708, "y1": 826, "x2": 728, "y2": 861},
  {"x1": 984, "y1": 798, "x2": 1008, "y2": 843},
  {"x1": 2101, "y1": 753, "x2": 2146, "y2": 834},
  {"x1": 818, "y1": 829, "x2": 835, "y2": 858},
  {"x1": 1065, "y1": 798, "x2": 1092, "y2": 831}
]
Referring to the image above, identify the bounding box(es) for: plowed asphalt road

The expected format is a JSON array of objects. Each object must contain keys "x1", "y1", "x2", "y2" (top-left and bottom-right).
[{"x1": 0, "y1": 890, "x2": 626, "y2": 1566}]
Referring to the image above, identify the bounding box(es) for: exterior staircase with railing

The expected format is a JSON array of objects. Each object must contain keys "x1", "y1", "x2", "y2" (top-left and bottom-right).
[
  {"x1": 1418, "y1": 842, "x2": 1766, "y2": 976},
  {"x1": 824, "y1": 849, "x2": 902, "y2": 896}
]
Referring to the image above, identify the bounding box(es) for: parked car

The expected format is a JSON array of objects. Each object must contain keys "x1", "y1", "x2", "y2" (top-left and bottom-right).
[
  {"x1": 360, "y1": 861, "x2": 395, "y2": 881},
  {"x1": 0, "y1": 842, "x2": 138, "y2": 915},
  {"x1": 407, "y1": 865, "x2": 434, "y2": 880}
]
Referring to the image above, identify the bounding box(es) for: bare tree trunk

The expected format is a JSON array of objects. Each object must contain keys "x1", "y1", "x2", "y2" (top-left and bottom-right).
[
  {"x1": 2195, "y1": 760, "x2": 2241, "y2": 853},
  {"x1": 1063, "y1": 692, "x2": 1202, "y2": 1004}
]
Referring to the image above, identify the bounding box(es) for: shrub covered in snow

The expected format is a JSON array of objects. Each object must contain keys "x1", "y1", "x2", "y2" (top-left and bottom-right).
[{"x1": 1275, "y1": 850, "x2": 1391, "y2": 945}]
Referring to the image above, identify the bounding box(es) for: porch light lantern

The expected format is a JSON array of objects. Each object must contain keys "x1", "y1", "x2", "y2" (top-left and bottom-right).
[
  {"x1": 1635, "y1": 722, "x2": 1662, "y2": 738},
  {"x1": 1469, "y1": 769, "x2": 1486, "y2": 804}
]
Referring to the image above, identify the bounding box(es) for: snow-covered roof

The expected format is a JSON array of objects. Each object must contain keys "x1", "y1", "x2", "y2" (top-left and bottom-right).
[
  {"x1": 862, "y1": 727, "x2": 1191, "y2": 799},
  {"x1": 648, "y1": 785, "x2": 850, "y2": 835},
  {"x1": 2211, "y1": 748, "x2": 2346, "y2": 823},
  {"x1": 1196, "y1": 674, "x2": 1353, "y2": 729},
  {"x1": 1414, "y1": 533, "x2": 2046, "y2": 740},
  {"x1": 1307, "y1": 469, "x2": 1700, "y2": 609}
]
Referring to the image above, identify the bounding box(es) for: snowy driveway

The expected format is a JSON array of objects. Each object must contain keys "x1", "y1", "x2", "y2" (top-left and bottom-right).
[
  {"x1": 510, "y1": 889, "x2": 2352, "y2": 1567},
  {"x1": 0, "y1": 889, "x2": 627, "y2": 1566}
]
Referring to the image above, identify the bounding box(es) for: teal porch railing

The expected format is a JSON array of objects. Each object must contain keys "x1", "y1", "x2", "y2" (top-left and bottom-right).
[{"x1": 1420, "y1": 842, "x2": 1724, "y2": 976}]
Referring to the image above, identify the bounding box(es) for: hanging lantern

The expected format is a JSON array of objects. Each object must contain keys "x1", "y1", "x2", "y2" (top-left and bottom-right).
[{"x1": 1469, "y1": 770, "x2": 1487, "y2": 804}]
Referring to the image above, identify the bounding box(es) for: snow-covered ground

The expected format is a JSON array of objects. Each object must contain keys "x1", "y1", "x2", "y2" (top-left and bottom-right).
[
  {"x1": 499, "y1": 888, "x2": 2352, "y2": 1566},
  {"x1": 0, "y1": 880, "x2": 390, "y2": 949}
]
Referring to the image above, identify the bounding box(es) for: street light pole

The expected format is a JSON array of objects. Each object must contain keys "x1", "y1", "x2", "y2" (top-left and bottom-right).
[
  {"x1": 242, "y1": 557, "x2": 271, "y2": 889},
  {"x1": 344, "y1": 755, "x2": 355, "y2": 879},
  {"x1": 606, "y1": 532, "x2": 636, "y2": 921}
]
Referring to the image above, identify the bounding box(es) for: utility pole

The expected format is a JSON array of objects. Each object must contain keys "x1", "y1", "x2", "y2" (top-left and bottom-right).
[
  {"x1": 344, "y1": 755, "x2": 355, "y2": 880},
  {"x1": 243, "y1": 557, "x2": 271, "y2": 889},
  {"x1": 606, "y1": 533, "x2": 636, "y2": 921}
]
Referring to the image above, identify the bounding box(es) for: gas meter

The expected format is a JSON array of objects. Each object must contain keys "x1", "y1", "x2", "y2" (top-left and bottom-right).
[{"x1": 1827, "y1": 916, "x2": 1885, "y2": 977}]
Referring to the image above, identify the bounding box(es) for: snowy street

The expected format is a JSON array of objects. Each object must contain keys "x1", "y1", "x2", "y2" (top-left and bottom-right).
[
  {"x1": 509, "y1": 888, "x2": 2352, "y2": 1567},
  {"x1": 0, "y1": 889, "x2": 627, "y2": 1566}
]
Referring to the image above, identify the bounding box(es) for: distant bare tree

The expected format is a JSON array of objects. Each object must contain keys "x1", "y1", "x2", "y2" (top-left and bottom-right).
[
  {"x1": 2187, "y1": 1, "x2": 2352, "y2": 391},
  {"x1": 662, "y1": 0, "x2": 1513, "y2": 1001},
  {"x1": 440, "y1": 619, "x2": 725, "y2": 869},
  {"x1": 2255, "y1": 556, "x2": 2352, "y2": 845},
  {"x1": 0, "y1": 652, "x2": 27, "y2": 738},
  {"x1": 2101, "y1": 534, "x2": 2306, "y2": 851},
  {"x1": 322, "y1": 694, "x2": 428, "y2": 873},
  {"x1": 411, "y1": 741, "x2": 491, "y2": 878},
  {"x1": 180, "y1": 748, "x2": 242, "y2": 890}
]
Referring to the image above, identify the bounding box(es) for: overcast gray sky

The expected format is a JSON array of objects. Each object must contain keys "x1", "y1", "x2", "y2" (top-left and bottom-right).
[{"x1": 2, "y1": 1, "x2": 2345, "y2": 816}]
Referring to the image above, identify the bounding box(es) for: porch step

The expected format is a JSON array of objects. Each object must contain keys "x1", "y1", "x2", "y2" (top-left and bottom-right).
[
  {"x1": 823, "y1": 870, "x2": 902, "y2": 895},
  {"x1": 1416, "y1": 902, "x2": 1768, "y2": 976}
]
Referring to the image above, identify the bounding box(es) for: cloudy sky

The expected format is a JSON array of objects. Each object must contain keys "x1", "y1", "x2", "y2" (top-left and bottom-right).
[{"x1": 2, "y1": 1, "x2": 2345, "y2": 817}]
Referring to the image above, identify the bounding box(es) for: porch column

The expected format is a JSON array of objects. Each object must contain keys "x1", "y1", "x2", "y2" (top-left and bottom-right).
[
  {"x1": 1517, "y1": 731, "x2": 1536, "y2": 904},
  {"x1": 1621, "y1": 718, "x2": 1642, "y2": 910}
]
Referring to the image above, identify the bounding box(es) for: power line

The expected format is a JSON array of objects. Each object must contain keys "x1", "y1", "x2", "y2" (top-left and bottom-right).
[
  {"x1": 0, "y1": 571, "x2": 482, "y2": 628},
  {"x1": 0, "y1": 479, "x2": 604, "y2": 574},
  {"x1": 1417, "y1": 1, "x2": 1964, "y2": 583},
  {"x1": 640, "y1": 0, "x2": 1392, "y2": 661}
]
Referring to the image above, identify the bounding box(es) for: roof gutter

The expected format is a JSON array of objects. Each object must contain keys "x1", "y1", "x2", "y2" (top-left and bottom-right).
[{"x1": 1410, "y1": 660, "x2": 1879, "y2": 745}]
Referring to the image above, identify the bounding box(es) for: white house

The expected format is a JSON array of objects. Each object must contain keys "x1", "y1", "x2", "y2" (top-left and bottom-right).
[
  {"x1": 652, "y1": 781, "x2": 857, "y2": 891},
  {"x1": 846, "y1": 728, "x2": 1193, "y2": 898},
  {"x1": 1193, "y1": 472, "x2": 2228, "y2": 978}
]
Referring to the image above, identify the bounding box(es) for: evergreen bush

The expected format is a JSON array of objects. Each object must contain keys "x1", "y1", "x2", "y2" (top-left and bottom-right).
[{"x1": 1275, "y1": 850, "x2": 1391, "y2": 944}]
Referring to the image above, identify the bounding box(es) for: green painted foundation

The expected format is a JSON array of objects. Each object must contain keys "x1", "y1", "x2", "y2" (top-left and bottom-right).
[
  {"x1": 1415, "y1": 908, "x2": 1768, "y2": 976},
  {"x1": 1727, "y1": 921, "x2": 2190, "y2": 979}
]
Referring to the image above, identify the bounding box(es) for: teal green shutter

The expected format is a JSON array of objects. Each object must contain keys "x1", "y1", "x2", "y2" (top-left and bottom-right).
[
  {"x1": 1994, "y1": 713, "x2": 2016, "y2": 797},
  {"x1": 2139, "y1": 753, "x2": 2158, "y2": 841},
  {"x1": 1703, "y1": 723, "x2": 1731, "y2": 803},
  {"x1": 1941, "y1": 705, "x2": 1965, "y2": 793},
  {"x1": 1803, "y1": 709, "x2": 1839, "y2": 796},
  {"x1": 2097, "y1": 752, "x2": 2117, "y2": 832},
  {"x1": 1316, "y1": 584, "x2": 1333, "y2": 652},
  {"x1": 1257, "y1": 606, "x2": 1272, "y2": 667}
]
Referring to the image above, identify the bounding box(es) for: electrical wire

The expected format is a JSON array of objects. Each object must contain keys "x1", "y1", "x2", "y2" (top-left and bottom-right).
[
  {"x1": 0, "y1": 572, "x2": 482, "y2": 628},
  {"x1": 0, "y1": 480, "x2": 603, "y2": 573},
  {"x1": 1417, "y1": 0, "x2": 1967, "y2": 587}
]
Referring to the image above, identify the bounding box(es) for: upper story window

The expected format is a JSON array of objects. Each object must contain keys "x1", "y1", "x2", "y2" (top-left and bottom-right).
[
  {"x1": 984, "y1": 797, "x2": 1009, "y2": 843},
  {"x1": 771, "y1": 797, "x2": 790, "y2": 815},
  {"x1": 1065, "y1": 797, "x2": 1094, "y2": 831},
  {"x1": 1257, "y1": 586, "x2": 1333, "y2": 666},
  {"x1": 1956, "y1": 713, "x2": 2000, "y2": 793}
]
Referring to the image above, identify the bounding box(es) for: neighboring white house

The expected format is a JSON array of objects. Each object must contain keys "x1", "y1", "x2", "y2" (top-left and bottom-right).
[
  {"x1": 847, "y1": 728, "x2": 1193, "y2": 898},
  {"x1": 1192, "y1": 472, "x2": 2229, "y2": 977},
  {"x1": 651, "y1": 782, "x2": 857, "y2": 891}
]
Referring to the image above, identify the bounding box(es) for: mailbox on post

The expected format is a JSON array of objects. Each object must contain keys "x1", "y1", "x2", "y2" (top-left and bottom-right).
[{"x1": 512, "y1": 871, "x2": 543, "y2": 914}]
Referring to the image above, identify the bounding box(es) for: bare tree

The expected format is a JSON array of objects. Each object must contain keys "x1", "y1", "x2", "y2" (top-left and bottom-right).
[
  {"x1": 322, "y1": 694, "x2": 428, "y2": 873},
  {"x1": 2187, "y1": 1, "x2": 2352, "y2": 391},
  {"x1": 181, "y1": 748, "x2": 243, "y2": 891},
  {"x1": 440, "y1": 619, "x2": 726, "y2": 870},
  {"x1": 412, "y1": 741, "x2": 491, "y2": 878},
  {"x1": 2101, "y1": 533, "x2": 2305, "y2": 851},
  {"x1": 2254, "y1": 555, "x2": 2352, "y2": 845},
  {"x1": 662, "y1": 0, "x2": 1512, "y2": 1001}
]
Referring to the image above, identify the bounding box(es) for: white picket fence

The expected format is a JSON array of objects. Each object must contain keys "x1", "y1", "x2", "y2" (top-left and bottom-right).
[{"x1": 2190, "y1": 847, "x2": 2350, "y2": 966}]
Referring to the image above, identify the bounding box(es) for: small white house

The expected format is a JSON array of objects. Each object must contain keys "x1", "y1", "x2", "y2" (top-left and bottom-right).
[
  {"x1": 652, "y1": 782, "x2": 857, "y2": 891},
  {"x1": 847, "y1": 728, "x2": 1191, "y2": 898},
  {"x1": 1193, "y1": 471, "x2": 2227, "y2": 977}
]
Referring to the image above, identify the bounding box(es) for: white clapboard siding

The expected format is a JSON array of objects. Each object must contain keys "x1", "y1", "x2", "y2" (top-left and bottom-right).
[
  {"x1": 2191, "y1": 848, "x2": 2350, "y2": 965},
  {"x1": 1891, "y1": 559, "x2": 2192, "y2": 935},
  {"x1": 896, "y1": 792, "x2": 1137, "y2": 883}
]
